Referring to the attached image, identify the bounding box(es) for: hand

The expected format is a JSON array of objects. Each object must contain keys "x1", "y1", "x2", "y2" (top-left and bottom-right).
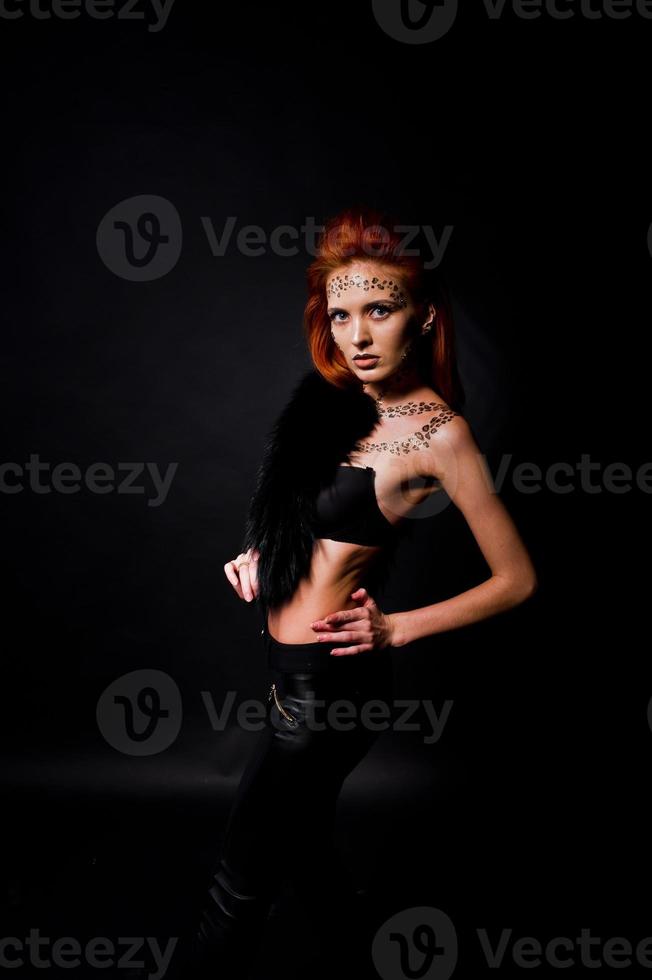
[
  {"x1": 309, "y1": 587, "x2": 396, "y2": 656},
  {"x1": 224, "y1": 548, "x2": 260, "y2": 602}
]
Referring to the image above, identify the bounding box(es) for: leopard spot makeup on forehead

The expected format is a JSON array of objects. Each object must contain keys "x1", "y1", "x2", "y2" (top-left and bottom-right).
[{"x1": 326, "y1": 272, "x2": 408, "y2": 307}]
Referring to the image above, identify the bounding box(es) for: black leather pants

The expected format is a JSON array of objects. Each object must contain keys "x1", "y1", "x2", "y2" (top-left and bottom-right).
[{"x1": 189, "y1": 625, "x2": 394, "y2": 978}]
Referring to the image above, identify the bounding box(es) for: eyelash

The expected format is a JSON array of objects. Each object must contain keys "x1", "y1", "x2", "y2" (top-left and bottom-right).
[{"x1": 329, "y1": 304, "x2": 393, "y2": 322}]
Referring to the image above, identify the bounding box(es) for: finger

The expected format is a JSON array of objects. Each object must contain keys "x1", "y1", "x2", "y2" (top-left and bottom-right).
[
  {"x1": 314, "y1": 631, "x2": 362, "y2": 643},
  {"x1": 239, "y1": 564, "x2": 253, "y2": 602},
  {"x1": 249, "y1": 560, "x2": 259, "y2": 598},
  {"x1": 351, "y1": 588, "x2": 371, "y2": 601},
  {"x1": 312, "y1": 615, "x2": 366, "y2": 633},
  {"x1": 242, "y1": 549, "x2": 259, "y2": 598},
  {"x1": 330, "y1": 644, "x2": 372, "y2": 657},
  {"x1": 311, "y1": 618, "x2": 338, "y2": 630},
  {"x1": 322, "y1": 615, "x2": 367, "y2": 631},
  {"x1": 224, "y1": 561, "x2": 245, "y2": 600},
  {"x1": 352, "y1": 587, "x2": 378, "y2": 610},
  {"x1": 310, "y1": 616, "x2": 341, "y2": 630},
  {"x1": 311, "y1": 610, "x2": 361, "y2": 629}
]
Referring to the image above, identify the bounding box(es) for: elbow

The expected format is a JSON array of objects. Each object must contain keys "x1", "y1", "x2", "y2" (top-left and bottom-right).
[
  {"x1": 514, "y1": 572, "x2": 538, "y2": 606},
  {"x1": 499, "y1": 570, "x2": 538, "y2": 608}
]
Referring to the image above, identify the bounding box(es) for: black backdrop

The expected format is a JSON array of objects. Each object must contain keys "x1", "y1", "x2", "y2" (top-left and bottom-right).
[{"x1": 1, "y1": 2, "x2": 650, "y2": 977}]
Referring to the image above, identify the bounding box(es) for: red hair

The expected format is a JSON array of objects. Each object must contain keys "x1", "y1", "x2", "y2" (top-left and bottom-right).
[{"x1": 303, "y1": 205, "x2": 465, "y2": 412}]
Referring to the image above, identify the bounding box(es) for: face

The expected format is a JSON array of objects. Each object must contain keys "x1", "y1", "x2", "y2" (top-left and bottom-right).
[{"x1": 326, "y1": 262, "x2": 420, "y2": 379}]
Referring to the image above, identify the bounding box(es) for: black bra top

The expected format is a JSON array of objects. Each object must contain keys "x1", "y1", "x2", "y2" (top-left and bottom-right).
[{"x1": 312, "y1": 464, "x2": 397, "y2": 547}]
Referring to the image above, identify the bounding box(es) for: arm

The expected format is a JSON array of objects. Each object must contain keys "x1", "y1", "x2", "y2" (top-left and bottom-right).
[{"x1": 389, "y1": 414, "x2": 538, "y2": 648}]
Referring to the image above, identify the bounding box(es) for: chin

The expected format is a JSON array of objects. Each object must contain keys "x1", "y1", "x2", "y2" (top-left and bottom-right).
[
  {"x1": 362, "y1": 365, "x2": 394, "y2": 379},
  {"x1": 352, "y1": 361, "x2": 385, "y2": 372}
]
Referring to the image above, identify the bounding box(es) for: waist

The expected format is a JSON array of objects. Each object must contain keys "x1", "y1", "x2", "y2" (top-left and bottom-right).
[
  {"x1": 262, "y1": 624, "x2": 391, "y2": 674},
  {"x1": 266, "y1": 544, "x2": 385, "y2": 644}
]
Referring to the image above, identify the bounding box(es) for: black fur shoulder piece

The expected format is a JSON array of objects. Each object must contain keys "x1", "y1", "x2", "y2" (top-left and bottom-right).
[{"x1": 241, "y1": 368, "x2": 380, "y2": 616}]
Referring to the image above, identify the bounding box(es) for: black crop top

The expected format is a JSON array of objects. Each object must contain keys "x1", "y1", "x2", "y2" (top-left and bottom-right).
[{"x1": 312, "y1": 464, "x2": 397, "y2": 546}]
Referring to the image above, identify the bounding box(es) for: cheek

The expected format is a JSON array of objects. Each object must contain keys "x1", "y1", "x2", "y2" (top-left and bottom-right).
[{"x1": 385, "y1": 318, "x2": 413, "y2": 350}]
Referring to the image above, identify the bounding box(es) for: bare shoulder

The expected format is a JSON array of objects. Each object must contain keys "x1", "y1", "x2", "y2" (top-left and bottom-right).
[{"x1": 412, "y1": 402, "x2": 474, "y2": 480}]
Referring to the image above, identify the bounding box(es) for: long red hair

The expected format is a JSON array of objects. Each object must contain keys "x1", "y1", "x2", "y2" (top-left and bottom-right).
[{"x1": 303, "y1": 205, "x2": 465, "y2": 413}]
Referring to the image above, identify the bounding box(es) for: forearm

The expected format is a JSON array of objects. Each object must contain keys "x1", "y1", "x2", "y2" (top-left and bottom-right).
[{"x1": 389, "y1": 575, "x2": 536, "y2": 647}]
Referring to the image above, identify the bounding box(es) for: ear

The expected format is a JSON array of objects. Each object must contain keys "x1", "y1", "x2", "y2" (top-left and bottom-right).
[{"x1": 421, "y1": 300, "x2": 437, "y2": 333}]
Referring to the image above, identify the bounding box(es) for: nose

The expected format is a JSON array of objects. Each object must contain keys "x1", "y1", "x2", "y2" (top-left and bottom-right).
[{"x1": 350, "y1": 315, "x2": 373, "y2": 347}]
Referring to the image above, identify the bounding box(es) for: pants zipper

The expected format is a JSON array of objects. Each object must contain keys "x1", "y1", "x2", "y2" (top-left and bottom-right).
[{"x1": 267, "y1": 683, "x2": 298, "y2": 726}]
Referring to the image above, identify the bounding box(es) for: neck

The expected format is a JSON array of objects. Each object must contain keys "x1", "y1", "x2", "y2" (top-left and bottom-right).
[{"x1": 361, "y1": 362, "x2": 425, "y2": 407}]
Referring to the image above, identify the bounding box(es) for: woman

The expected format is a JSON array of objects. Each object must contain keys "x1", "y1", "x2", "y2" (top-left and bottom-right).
[{"x1": 189, "y1": 207, "x2": 538, "y2": 978}]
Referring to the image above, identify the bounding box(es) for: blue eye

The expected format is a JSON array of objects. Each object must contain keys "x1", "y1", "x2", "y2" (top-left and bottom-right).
[{"x1": 328, "y1": 304, "x2": 394, "y2": 322}]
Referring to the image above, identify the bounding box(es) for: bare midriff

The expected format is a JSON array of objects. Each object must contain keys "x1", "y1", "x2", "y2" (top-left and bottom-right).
[
  {"x1": 265, "y1": 537, "x2": 386, "y2": 645},
  {"x1": 265, "y1": 408, "x2": 449, "y2": 645}
]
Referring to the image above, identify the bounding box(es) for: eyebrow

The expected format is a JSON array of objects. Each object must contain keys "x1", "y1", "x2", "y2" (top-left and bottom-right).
[{"x1": 326, "y1": 299, "x2": 395, "y2": 314}]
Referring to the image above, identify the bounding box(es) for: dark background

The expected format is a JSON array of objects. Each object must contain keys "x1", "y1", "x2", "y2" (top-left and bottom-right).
[{"x1": 0, "y1": 1, "x2": 650, "y2": 976}]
